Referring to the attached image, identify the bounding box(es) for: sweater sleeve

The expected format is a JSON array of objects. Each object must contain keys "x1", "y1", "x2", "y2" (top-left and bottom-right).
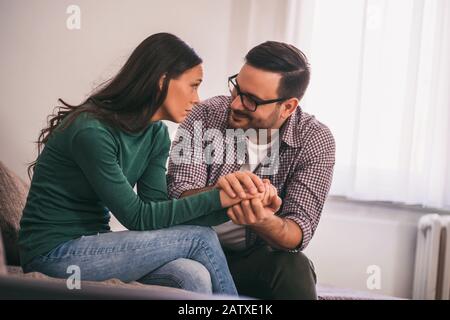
[
  {"x1": 70, "y1": 126, "x2": 223, "y2": 231},
  {"x1": 137, "y1": 126, "x2": 171, "y2": 202}
]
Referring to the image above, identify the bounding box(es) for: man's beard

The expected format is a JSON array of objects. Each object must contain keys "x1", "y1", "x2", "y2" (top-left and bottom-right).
[
  {"x1": 227, "y1": 108, "x2": 279, "y2": 130},
  {"x1": 227, "y1": 109, "x2": 252, "y2": 129}
]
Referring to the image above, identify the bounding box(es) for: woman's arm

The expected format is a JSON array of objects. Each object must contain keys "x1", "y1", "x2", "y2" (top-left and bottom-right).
[{"x1": 70, "y1": 126, "x2": 239, "y2": 231}]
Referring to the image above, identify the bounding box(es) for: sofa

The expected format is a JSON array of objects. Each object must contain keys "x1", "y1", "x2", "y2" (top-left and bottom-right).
[
  {"x1": 0, "y1": 161, "x2": 227, "y2": 299},
  {"x1": 0, "y1": 161, "x2": 398, "y2": 300}
]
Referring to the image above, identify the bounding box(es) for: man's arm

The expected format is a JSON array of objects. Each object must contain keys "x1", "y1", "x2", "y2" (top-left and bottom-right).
[
  {"x1": 251, "y1": 214, "x2": 302, "y2": 251},
  {"x1": 227, "y1": 194, "x2": 303, "y2": 251},
  {"x1": 228, "y1": 125, "x2": 336, "y2": 251},
  {"x1": 167, "y1": 103, "x2": 209, "y2": 199}
]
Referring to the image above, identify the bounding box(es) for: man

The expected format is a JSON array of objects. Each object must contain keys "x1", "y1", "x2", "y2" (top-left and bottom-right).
[{"x1": 167, "y1": 41, "x2": 335, "y2": 299}]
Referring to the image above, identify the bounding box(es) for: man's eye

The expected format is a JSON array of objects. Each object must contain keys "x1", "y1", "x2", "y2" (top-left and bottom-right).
[
  {"x1": 250, "y1": 97, "x2": 262, "y2": 105},
  {"x1": 244, "y1": 96, "x2": 258, "y2": 104}
]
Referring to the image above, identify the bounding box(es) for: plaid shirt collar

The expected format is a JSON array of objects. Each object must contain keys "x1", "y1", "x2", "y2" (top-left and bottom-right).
[{"x1": 279, "y1": 106, "x2": 302, "y2": 149}]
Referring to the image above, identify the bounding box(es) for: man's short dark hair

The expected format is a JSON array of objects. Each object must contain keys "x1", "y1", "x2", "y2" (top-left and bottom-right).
[{"x1": 245, "y1": 41, "x2": 310, "y2": 101}]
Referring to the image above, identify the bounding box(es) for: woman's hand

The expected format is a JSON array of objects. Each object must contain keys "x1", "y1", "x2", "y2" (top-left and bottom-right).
[
  {"x1": 216, "y1": 171, "x2": 265, "y2": 200},
  {"x1": 219, "y1": 177, "x2": 278, "y2": 209},
  {"x1": 219, "y1": 186, "x2": 264, "y2": 208}
]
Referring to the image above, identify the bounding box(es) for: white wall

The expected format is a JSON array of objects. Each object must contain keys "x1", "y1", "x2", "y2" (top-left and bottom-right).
[
  {"x1": 0, "y1": 0, "x2": 291, "y2": 179},
  {"x1": 0, "y1": 0, "x2": 235, "y2": 180},
  {"x1": 304, "y1": 197, "x2": 428, "y2": 299}
]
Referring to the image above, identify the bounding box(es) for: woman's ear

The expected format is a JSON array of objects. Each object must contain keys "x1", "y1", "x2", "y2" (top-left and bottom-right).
[
  {"x1": 280, "y1": 97, "x2": 300, "y2": 119},
  {"x1": 159, "y1": 74, "x2": 167, "y2": 91}
]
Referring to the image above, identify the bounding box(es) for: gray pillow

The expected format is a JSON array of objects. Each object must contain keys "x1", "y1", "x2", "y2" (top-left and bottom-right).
[{"x1": 0, "y1": 161, "x2": 29, "y2": 266}]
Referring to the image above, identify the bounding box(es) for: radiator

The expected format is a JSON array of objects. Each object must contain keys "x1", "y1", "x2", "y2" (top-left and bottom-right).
[{"x1": 413, "y1": 214, "x2": 450, "y2": 300}]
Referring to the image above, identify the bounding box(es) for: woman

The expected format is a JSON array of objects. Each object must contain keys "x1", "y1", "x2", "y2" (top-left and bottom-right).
[{"x1": 18, "y1": 33, "x2": 271, "y2": 295}]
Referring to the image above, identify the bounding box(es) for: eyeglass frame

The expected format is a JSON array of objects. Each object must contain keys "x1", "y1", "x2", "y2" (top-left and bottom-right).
[{"x1": 227, "y1": 74, "x2": 290, "y2": 112}]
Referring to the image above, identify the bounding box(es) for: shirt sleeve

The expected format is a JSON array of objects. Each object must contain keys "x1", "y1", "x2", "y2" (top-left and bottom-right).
[
  {"x1": 280, "y1": 125, "x2": 336, "y2": 251},
  {"x1": 70, "y1": 126, "x2": 223, "y2": 231},
  {"x1": 181, "y1": 208, "x2": 230, "y2": 227},
  {"x1": 167, "y1": 105, "x2": 209, "y2": 198}
]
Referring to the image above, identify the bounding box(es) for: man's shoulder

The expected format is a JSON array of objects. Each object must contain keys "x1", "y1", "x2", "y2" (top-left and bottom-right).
[
  {"x1": 186, "y1": 95, "x2": 230, "y2": 128},
  {"x1": 292, "y1": 109, "x2": 335, "y2": 149},
  {"x1": 298, "y1": 111, "x2": 335, "y2": 148},
  {"x1": 301, "y1": 110, "x2": 332, "y2": 134},
  {"x1": 200, "y1": 95, "x2": 231, "y2": 107}
]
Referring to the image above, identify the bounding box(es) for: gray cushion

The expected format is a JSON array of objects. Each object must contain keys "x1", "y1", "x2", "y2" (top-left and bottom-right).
[
  {"x1": 0, "y1": 161, "x2": 29, "y2": 265},
  {"x1": 7, "y1": 265, "x2": 148, "y2": 288}
]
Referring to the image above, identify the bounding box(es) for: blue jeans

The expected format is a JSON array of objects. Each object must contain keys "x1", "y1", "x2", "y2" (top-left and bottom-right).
[{"x1": 23, "y1": 225, "x2": 237, "y2": 296}]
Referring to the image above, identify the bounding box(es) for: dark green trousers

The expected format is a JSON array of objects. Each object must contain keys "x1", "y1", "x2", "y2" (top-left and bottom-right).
[{"x1": 225, "y1": 245, "x2": 317, "y2": 300}]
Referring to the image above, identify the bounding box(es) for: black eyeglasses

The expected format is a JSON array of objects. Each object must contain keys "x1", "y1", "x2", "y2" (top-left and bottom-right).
[{"x1": 227, "y1": 74, "x2": 289, "y2": 112}]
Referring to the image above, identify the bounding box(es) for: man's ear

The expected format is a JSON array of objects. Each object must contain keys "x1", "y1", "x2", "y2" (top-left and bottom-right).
[{"x1": 280, "y1": 97, "x2": 300, "y2": 119}]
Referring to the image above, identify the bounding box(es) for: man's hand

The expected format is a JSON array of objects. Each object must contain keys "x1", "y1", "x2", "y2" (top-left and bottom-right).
[
  {"x1": 226, "y1": 183, "x2": 282, "y2": 227},
  {"x1": 226, "y1": 183, "x2": 302, "y2": 250}
]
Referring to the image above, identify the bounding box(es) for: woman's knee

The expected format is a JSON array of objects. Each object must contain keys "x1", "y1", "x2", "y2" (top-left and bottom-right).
[
  {"x1": 184, "y1": 226, "x2": 222, "y2": 250},
  {"x1": 145, "y1": 258, "x2": 212, "y2": 294},
  {"x1": 175, "y1": 258, "x2": 213, "y2": 294}
]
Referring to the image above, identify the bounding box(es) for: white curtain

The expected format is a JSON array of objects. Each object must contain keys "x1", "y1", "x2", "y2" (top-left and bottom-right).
[{"x1": 241, "y1": 0, "x2": 450, "y2": 209}]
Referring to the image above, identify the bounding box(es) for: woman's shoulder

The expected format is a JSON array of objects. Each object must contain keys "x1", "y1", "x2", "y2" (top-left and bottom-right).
[
  {"x1": 60, "y1": 111, "x2": 115, "y2": 143},
  {"x1": 59, "y1": 112, "x2": 116, "y2": 153},
  {"x1": 148, "y1": 121, "x2": 170, "y2": 152},
  {"x1": 69, "y1": 111, "x2": 106, "y2": 131},
  {"x1": 150, "y1": 120, "x2": 169, "y2": 138}
]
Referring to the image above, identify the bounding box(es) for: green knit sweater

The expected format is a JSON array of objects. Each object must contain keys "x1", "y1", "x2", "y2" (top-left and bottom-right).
[{"x1": 18, "y1": 112, "x2": 226, "y2": 266}]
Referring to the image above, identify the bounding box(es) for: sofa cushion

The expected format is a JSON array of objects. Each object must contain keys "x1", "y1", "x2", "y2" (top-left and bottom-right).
[
  {"x1": 5, "y1": 265, "x2": 212, "y2": 298},
  {"x1": 0, "y1": 161, "x2": 29, "y2": 266},
  {"x1": 7, "y1": 265, "x2": 148, "y2": 289},
  {"x1": 0, "y1": 230, "x2": 7, "y2": 275}
]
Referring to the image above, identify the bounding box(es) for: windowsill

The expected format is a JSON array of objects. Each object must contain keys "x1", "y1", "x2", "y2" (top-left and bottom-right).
[{"x1": 327, "y1": 195, "x2": 450, "y2": 215}]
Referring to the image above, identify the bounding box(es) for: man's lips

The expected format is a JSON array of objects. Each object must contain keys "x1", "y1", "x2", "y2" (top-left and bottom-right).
[{"x1": 231, "y1": 110, "x2": 250, "y2": 120}]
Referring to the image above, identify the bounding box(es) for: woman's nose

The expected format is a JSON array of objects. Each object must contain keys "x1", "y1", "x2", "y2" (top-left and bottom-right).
[{"x1": 192, "y1": 91, "x2": 200, "y2": 105}]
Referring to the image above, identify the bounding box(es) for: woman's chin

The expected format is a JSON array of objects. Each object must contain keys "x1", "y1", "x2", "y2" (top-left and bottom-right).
[{"x1": 169, "y1": 114, "x2": 187, "y2": 124}]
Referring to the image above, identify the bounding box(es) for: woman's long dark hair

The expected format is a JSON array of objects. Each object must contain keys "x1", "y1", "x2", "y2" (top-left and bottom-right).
[{"x1": 27, "y1": 33, "x2": 202, "y2": 180}]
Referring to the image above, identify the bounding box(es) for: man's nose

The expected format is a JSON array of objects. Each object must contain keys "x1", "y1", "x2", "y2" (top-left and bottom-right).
[{"x1": 230, "y1": 95, "x2": 245, "y2": 111}]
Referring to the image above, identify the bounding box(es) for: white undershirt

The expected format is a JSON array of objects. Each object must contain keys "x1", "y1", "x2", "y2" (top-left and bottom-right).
[{"x1": 213, "y1": 137, "x2": 274, "y2": 251}]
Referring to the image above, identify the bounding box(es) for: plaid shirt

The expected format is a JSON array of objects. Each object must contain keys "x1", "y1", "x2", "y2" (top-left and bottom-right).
[{"x1": 167, "y1": 96, "x2": 335, "y2": 251}]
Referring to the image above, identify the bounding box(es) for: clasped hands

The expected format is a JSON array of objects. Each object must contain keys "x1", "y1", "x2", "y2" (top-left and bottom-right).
[{"x1": 217, "y1": 171, "x2": 282, "y2": 228}]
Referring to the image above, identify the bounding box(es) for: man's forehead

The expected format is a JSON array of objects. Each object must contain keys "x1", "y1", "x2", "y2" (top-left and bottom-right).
[{"x1": 237, "y1": 64, "x2": 281, "y2": 98}]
